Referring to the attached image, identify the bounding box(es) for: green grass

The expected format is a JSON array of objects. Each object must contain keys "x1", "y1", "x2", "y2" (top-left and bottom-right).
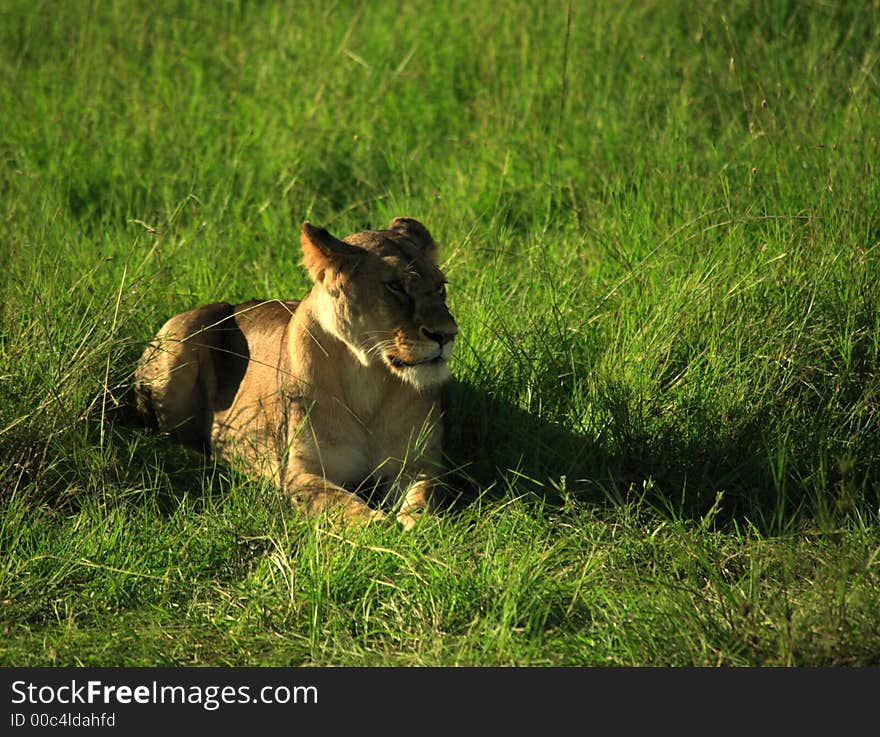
[{"x1": 1, "y1": 0, "x2": 879, "y2": 666}]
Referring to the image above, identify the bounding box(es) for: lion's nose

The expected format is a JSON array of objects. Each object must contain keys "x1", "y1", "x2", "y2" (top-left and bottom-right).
[{"x1": 420, "y1": 326, "x2": 457, "y2": 346}]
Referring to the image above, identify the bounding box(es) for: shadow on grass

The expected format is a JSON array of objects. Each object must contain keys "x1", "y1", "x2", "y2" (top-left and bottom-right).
[
  {"x1": 441, "y1": 378, "x2": 878, "y2": 529},
  {"x1": 441, "y1": 379, "x2": 668, "y2": 513}
]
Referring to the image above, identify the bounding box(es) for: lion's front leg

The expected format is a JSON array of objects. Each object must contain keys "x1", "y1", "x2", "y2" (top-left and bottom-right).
[
  {"x1": 396, "y1": 474, "x2": 435, "y2": 531},
  {"x1": 286, "y1": 471, "x2": 385, "y2": 527}
]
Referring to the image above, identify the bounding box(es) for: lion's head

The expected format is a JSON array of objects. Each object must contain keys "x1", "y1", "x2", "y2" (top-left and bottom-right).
[{"x1": 300, "y1": 217, "x2": 457, "y2": 390}]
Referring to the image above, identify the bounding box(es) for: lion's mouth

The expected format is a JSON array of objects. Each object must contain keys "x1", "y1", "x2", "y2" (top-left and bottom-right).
[{"x1": 387, "y1": 353, "x2": 446, "y2": 369}]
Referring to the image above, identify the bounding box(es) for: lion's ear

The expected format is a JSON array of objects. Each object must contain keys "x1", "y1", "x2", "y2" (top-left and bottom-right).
[
  {"x1": 389, "y1": 217, "x2": 439, "y2": 264},
  {"x1": 300, "y1": 222, "x2": 364, "y2": 283}
]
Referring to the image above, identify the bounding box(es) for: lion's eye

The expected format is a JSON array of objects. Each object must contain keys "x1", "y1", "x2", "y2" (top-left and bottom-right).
[{"x1": 385, "y1": 280, "x2": 407, "y2": 297}]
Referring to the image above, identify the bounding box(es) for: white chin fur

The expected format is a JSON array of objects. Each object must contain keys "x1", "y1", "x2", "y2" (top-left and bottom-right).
[{"x1": 392, "y1": 361, "x2": 450, "y2": 390}]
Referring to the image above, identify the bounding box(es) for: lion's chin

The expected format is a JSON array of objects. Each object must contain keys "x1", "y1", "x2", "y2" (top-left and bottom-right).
[{"x1": 388, "y1": 359, "x2": 450, "y2": 391}]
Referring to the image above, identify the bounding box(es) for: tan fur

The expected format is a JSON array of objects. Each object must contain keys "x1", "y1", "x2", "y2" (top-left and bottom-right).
[{"x1": 135, "y1": 218, "x2": 457, "y2": 529}]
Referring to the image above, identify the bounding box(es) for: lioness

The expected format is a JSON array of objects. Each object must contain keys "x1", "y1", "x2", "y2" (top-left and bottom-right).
[{"x1": 134, "y1": 217, "x2": 457, "y2": 529}]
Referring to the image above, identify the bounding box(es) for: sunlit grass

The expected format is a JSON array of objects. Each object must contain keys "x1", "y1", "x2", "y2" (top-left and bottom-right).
[{"x1": 1, "y1": 0, "x2": 878, "y2": 666}]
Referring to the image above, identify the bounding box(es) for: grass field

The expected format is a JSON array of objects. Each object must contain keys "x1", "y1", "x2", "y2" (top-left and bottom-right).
[{"x1": 1, "y1": 0, "x2": 879, "y2": 666}]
